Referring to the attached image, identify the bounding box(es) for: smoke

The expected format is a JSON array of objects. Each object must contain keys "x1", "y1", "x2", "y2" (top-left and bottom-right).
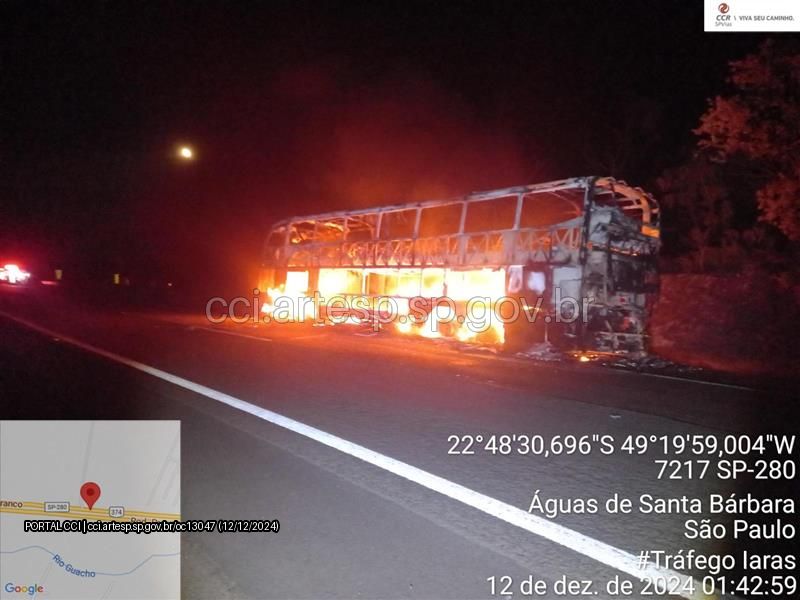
[
  {"x1": 269, "y1": 63, "x2": 540, "y2": 212},
  {"x1": 120, "y1": 62, "x2": 545, "y2": 297}
]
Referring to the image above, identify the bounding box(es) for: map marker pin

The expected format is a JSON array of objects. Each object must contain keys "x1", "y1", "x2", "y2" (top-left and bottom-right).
[{"x1": 80, "y1": 482, "x2": 101, "y2": 510}]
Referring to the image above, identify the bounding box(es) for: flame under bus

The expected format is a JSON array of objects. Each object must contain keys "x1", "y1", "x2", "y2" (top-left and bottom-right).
[{"x1": 260, "y1": 176, "x2": 660, "y2": 355}]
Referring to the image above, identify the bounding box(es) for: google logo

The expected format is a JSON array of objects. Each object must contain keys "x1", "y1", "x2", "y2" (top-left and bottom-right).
[{"x1": 3, "y1": 582, "x2": 44, "y2": 596}]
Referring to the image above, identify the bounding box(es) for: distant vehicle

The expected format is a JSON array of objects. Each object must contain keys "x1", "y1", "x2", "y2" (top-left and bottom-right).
[
  {"x1": 260, "y1": 177, "x2": 660, "y2": 355},
  {"x1": 0, "y1": 264, "x2": 32, "y2": 285}
]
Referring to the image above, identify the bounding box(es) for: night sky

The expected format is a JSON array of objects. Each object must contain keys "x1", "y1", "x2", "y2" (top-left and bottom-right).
[{"x1": 1, "y1": 2, "x2": 761, "y2": 294}]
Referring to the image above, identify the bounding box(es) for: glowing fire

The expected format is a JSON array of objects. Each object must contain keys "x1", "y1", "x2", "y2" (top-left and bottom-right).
[
  {"x1": 391, "y1": 270, "x2": 508, "y2": 344},
  {"x1": 456, "y1": 325, "x2": 477, "y2": 342},
  {"x1": 261, "y1": 270, "x2": 313, "y2": 320},
  {"x1": 395, "y1": 319, "x2": 413, "y2": 334},
  {"x1": 260, "y1": 286, "x2": 284, "y2": 315},
  {"x1": 260, "y1": 266, "x2": 507, "y2": 345},
  {"x1": 418, "y1": 312, "x2": 442, "y2": 339}
]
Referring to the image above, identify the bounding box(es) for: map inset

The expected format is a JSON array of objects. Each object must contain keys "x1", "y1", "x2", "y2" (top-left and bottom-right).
[{"x1": 1, "y1": 420, "x2": 180, "y2": 599}]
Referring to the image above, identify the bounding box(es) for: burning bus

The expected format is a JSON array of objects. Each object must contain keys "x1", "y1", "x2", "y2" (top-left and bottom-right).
[{"x1": 259, "y1": 176, "x2": 660, "y2": 355}]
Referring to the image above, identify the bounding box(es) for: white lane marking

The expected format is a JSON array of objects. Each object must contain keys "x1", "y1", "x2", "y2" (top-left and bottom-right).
[{"x1": 0, "y1": 311, "x2": 707, "y2": 600}]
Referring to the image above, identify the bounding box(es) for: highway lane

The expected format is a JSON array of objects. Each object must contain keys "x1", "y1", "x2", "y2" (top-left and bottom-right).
[
  {"x1": 1, "y1": 290, "x2": 797, "y2": 598},
  {"x1": 1, "y1": 316, "x2": 621, "y2": 599}
]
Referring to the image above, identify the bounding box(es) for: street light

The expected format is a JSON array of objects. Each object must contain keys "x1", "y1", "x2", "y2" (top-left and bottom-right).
[{"x1": 178, "y1": 145, "x2": 194, "y2": 160}]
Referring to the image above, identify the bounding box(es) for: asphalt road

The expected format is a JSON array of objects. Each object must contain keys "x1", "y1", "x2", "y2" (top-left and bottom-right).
[{"x1": 1, "y1": 286, "x2": 797, "y2": 599}]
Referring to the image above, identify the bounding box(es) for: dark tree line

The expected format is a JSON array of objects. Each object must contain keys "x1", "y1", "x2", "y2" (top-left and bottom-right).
[{"x1": 658, "y1": 40, "x2": 800, "y2": 275}]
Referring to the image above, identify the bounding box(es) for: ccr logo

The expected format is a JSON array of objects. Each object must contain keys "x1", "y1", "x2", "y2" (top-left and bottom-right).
[
  {"x1": 3, "y1": 582, "x2": 45, "y2": 596},
  {"x1": 716, "y1": 2, "x2": 732, "y2": 23}
]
